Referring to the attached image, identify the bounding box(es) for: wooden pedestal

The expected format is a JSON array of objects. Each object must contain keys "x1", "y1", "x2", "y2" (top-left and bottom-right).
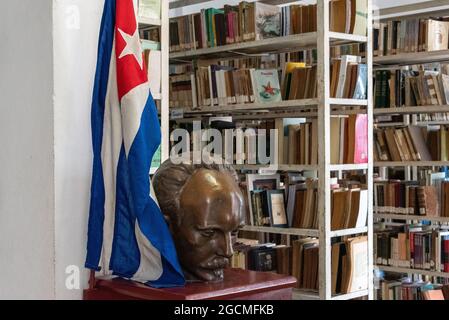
[{"x1": 84, "y1": 268, "x2": 297, "y2": 300}]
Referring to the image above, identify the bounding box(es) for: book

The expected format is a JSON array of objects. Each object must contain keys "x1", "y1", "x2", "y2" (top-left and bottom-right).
[
  {"x1": 343, "y1": 236, "x2": 368, "y2": 293},
  {"x1": 251, "y1": 69, "x2": 282, "y2": 103},
  {"x1": 138, "y1": 0, "x2": 161, "y2": 19},
  {"x1": 144, "y1": 49, "x2": 161, "y2": 96},
  {"x1": 254, "y1": 2, "x2": 281, "y2": 40},
  {"x1": 422, "y1": 289, "x2": 445, "y2": 300},
  {"x1": 351, "y1": 0, "x2": 367, "y2": 36}
]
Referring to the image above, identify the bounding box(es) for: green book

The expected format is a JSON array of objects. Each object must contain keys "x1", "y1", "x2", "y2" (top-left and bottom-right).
[{"x1": 205, "y1": 8, "x2": 224, "y2": 48}]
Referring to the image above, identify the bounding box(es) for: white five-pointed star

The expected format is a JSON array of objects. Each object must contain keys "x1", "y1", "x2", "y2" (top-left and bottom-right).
[{"x1": 117, "y1": 27, "x2": 143, "y2": 69}]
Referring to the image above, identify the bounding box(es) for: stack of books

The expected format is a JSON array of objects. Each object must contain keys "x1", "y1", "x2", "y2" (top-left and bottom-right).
[
  {"x1": 374, "y1": 125, "x2": 449, "y2": 162},
  {"x1": 374, "y1": 18, "x2": 449, "y2": 57},
  {"x1": 169, "y1": 0, "x2": 367, "y2": 52},
  {"x1": 375, "y1": 225, "x2": 449, "y2": 272}
]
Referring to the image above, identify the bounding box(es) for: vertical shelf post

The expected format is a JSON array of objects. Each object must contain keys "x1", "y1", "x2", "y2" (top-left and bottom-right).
[
  {"x1": 317, "y1": 0, "x2": 332, "y2": 300},
  {"x1": 366, "y1": 0, "x2": 374, "y2": 301},
  {"x1": 161, "y1": 0, "x2": 170, "y2": 161}
]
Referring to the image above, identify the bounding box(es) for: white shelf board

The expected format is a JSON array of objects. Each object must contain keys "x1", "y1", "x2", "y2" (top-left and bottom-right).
[
  {"x1": 374, "y1": 105, "x2": 449, "y2": 115},
  {"x1": 331, "y1": 289, "x2": 369, "y2": 300},
  {"x1": 329, "y1": 98, "x2": 368, "y2": 106},
  {"x1": 152, "y1": 92, "x2": 161, "y2": 100},
  {"x1": 233, "y1": 164, "x2": 319, "y2": 171},
  {"x1": 241, "y1": 225, "x2": 319, "y2": 237},
  {"x1": 374, "y1": 161, "x2": 449, "y2": 167},
  {"x1": 170, "y1": 33, "x2": 318, "y2": 61},
  {"x1": 138, "y1": 16, "x2": 161, "y2": 26},
  {"x1": 374, "y1": 50, "x2": 449, "y2": 66},
  {"x1": 181, "y1": 99, "x2": 318, "y2": 114},
  {"x1": 328, "y1": 32, "x2": 368, "y2": 43},
  {"x1": 375, "y1": 265, "x2": 449, "y2": 278},
  {"x1": 329, "y1": 163, "x2": 369, "y2": 171},
  {"x1": 177, "y1": 104, "x2": 367, "y2": 119},
  {"x1": 375, "y1": 122, "x2": 406, "y2": 127},
  {"x1": 374, "y1": 213, "x2": 449, "y2": 223},
  {"x1": 330, "y1": 226, "x2": 368, "y2": 238},
  {"x1": 170, "y1": 32, "x2": 368, "y2": 61}
]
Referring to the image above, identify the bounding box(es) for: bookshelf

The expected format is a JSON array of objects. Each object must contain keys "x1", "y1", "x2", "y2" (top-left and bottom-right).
[
  {"x1": 376, "y1": 266, "x2": 449, "y2": 279},
  {"x1": 169, "y1": 0, "x2": 374, "y2": 300},
  {"x1": 373, "y1": 1, "x2": 449, "y2": 300},
  {"x1": 138, "y1": 1, "x2": 170, "y2": 161}
]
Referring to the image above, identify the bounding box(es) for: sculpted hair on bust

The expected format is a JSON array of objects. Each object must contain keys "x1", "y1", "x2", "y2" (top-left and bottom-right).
[{"x1": 152, "y1": 154, "x2": 239, "y2": 226}]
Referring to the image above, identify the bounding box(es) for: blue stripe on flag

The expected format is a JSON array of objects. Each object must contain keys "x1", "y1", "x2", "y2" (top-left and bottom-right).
[
  {"x1": 111, "y1": 94, "x2": 184, "y2": 286},
  {"x1": 109, "y1": 145, "x2": 141, "y2": 276},
  {"x1": 85, "y1": 0, "x2": 116, "y2": 271}
]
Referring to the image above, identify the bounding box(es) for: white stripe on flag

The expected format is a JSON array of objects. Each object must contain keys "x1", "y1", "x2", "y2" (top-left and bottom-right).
[
  {"x1": 132, "y1": 221, "x2": 163, "y2": 282},
  {"x1": 121, "y1": 82, "x2": 151, "y2": 157},
  {"x1": 100, "y1": 38, "x2": 122, "y2": 275}
]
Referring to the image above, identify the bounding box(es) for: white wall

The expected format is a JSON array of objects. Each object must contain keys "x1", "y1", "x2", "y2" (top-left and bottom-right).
[
  {"x1": 0, "y1": 0, "x2": 55, "y2": 299},
  {"x1": 53, "y1": 0, "x2": 103, "y2": 299},
  {"x1": 0, "y1": 0, "x2": 103, "y2": 300}
]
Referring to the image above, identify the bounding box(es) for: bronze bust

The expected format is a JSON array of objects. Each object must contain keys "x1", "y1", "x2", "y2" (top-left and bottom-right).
[{"x1": 153, "y1": 157, "x2": 246, "y2": 282}]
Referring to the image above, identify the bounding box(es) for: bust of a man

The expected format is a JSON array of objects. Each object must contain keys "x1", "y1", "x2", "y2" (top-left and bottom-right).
[{"x1": 153, "y1": 158, "x2": 246, "y2": 282}]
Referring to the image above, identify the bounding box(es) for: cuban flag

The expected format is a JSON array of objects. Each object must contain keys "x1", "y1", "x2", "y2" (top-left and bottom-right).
[{"x1": 85, "y1": 0, "x2": 185, "y2": 287}]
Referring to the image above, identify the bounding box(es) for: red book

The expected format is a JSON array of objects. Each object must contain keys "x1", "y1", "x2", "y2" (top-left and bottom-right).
[
  {"x1": 227, "y1": 12, "x2": 236, "y2": 44},
  {"x1": 409, "y1": 232, "x2": 415, "y2": 268},
  {"x1": 354, "y1": 114, "x2": 368, "y2": 164}
]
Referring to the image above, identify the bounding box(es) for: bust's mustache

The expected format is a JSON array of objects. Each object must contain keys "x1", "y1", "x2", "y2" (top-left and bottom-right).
[{"x1": 201, "y1": 257, "x2": 229, "y2": 269}]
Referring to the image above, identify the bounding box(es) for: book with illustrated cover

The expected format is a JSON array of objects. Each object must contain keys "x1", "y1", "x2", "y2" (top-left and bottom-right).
[
  {"x1": 255, "y1": 2, "x2": 281, "y2": 40},
  {"x1": 138, "y1": 0, "x2": 161, "y2": 20},
  {"x1": 251, "y1": 69, "x2": 282, "y2": 103}
]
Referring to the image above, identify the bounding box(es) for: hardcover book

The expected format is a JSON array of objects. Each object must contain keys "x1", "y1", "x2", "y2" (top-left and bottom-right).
[
  {"x1": 255, "y1": 2, "x2": 281, "y2": 40},
  {"x1": 251, "y1": 69, "x2": 282, "y2": 103}
]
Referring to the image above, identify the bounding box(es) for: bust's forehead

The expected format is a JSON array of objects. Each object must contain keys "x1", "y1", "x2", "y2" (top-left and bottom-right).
[
  {"x1": 180, "y1": 169, "x2": 244, "y2": 228},
  {"x1": 183, "y1": 168, "x2": 241, "y2": 195}
]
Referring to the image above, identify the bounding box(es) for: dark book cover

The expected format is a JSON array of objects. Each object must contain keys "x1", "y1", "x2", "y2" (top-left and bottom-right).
[{"x1": 248, "y1": 246, "x2": 277, "y2": 272}]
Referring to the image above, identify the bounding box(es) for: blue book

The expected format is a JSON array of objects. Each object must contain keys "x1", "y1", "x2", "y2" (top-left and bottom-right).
[{"x1": 353, "y1": 64, "x2": 367, "y2": 99}]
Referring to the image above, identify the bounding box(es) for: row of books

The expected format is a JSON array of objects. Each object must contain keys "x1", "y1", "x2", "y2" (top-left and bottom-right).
[
  {"x1": 378, "y1": 279, "x2": 449, "y2": 300},
  {"x1": 375, "y1": 226, "x2": 449, "y2": 272},
  {"x1": 374, "y1": 67, "x2": 449, "y2": 109},
  {"x1": 374, "y1": 125, "x2": 449, "y2": 162},
  {"x1": 233, "y1": 235, "x2": 368, "y2": 295},
  {"x1": 331, "y1": 185, "x2": 368, "y2": 231},
  {"x1": 169, "y1": 55, "x2": 367, "y2": 109},
  {"x1": 246, "y1": 174, "x2": 368, "y2": 231},
  {"x1": 169, "y1": 0, "x2": 367, "y2": 52},
  {"x1": 374, "y1": 177, "x2": 449, "y2": 218},
  {"x1": 374, "y1": 18, "x2": 449, "y2": 57},
  {"x1": 330, "y1": 115, "x2": 368, "y2": 165},
  {"x1": 331, "y1": 235, "x2": 369, "y2": 295},
  {"x1": 171, "y1": 114, "x2": 367, "y2": 167}
]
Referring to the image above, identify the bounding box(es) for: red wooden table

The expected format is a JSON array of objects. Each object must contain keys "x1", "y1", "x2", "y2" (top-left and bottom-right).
[{"x1": 84, "y1": 268, "x2": 297, "y2": 300}]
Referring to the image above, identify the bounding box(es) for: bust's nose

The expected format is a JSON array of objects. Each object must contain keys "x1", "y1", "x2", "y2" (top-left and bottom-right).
[{"x1": 218, "y1": 232, "x2": 234, "y2": 258}]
